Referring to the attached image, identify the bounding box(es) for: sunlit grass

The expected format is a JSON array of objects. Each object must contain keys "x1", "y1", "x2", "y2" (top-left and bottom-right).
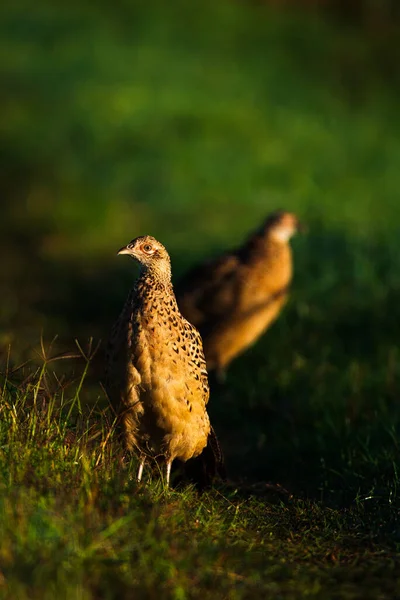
[{"x1": 0, "y1": 336, "x2": 399, "y2": 598}]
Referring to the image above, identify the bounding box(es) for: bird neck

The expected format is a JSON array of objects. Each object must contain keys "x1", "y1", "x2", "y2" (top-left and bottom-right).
[
  {"x1": 138, "y1": 265, "x2": 173, "y2": 292},
  {"x1": 269, "y1": 230, "x2": 294, "y2": 244},
  {"x1": 243, "y1": 232, "x2": 286, "y2": 258}
]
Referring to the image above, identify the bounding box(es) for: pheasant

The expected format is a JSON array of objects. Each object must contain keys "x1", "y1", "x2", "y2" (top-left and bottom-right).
[
  {"x1": 105, "y1": 235, "x2": 224, "y2": 487},
  {"x1": 176, "y1": 211, "x2": 301, "y2": 380}
]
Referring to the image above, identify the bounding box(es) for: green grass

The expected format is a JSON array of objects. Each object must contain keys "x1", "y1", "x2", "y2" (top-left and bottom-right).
[
  {"x1": 1, "y1": 0, "x2": 400, "y2": 596},
  {"x1": 0, "y1": 356, "x2": 399, "y2": 599}
]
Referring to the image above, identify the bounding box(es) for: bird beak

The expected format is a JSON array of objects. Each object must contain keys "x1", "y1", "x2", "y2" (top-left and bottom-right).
[{"x1": 117, "y1": 245, "x2": 132, "y2": 256}]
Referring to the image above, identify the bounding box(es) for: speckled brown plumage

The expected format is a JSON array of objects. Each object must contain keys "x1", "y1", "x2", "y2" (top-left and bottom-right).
[
  {"x1": 105, "y1": 235, "x2": 223, "y2": 486},
  {"x1": 177, "y1": 211, "x2": 301, "y2": 380}
]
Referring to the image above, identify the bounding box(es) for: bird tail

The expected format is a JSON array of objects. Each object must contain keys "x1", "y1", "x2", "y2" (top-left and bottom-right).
[{"x1": 182, "y1": 425, "x2": 226, "y2": 491}]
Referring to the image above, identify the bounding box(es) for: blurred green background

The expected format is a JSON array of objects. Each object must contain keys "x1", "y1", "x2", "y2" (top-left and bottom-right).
[
  {"x1": 1, "y1": 0, "x2": 400, "y2": 493},
  {"x1": 1, "y1": 0, "x2": 400, "y2": 355}
]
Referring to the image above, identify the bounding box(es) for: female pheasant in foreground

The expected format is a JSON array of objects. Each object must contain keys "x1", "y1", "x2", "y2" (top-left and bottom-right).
[
  {"x1": 105, "y1": 235, "x2": 224, "y2": 487},
  {"x1": 177, "y1": 211, "x2": 302, "y2": 381}
]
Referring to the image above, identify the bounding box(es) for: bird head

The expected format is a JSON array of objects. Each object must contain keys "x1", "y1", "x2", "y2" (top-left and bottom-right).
[
  {"x1": 117, "y1": 235, "x2": 172, "y2": 278},
  {"x1": 263, "y1": 211, "x2": 303, "y2": 243}
]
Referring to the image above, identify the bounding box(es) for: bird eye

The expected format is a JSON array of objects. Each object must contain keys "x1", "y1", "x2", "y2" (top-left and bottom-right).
[{"x1": 142, "y1": 244, "x2": 153, "y2": 254}]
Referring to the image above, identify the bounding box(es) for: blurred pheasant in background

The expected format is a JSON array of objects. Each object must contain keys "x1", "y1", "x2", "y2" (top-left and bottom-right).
[
  {"x1": 177, "y1": 211, "x2": 302, "y2": 381},
  {"x1": 105, "y1": 235, "x2": 224, "y2": 488}
]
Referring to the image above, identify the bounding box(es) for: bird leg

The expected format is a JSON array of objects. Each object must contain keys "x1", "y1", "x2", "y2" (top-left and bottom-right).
[
  {"x1": 165, "y1": 460, "x2": 172, "y2": 487},
  {"x1": 137, "y1": 458, "x2": 145, "y2": 483}
]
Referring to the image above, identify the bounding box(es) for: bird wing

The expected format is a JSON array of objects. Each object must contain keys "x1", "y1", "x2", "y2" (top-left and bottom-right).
[
  {"x1": 180, "y1": 319, "x2": 210, "y2": 406},
  {"x1": 176, "y1": 253, "x2": 241, "y2": 328}
]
